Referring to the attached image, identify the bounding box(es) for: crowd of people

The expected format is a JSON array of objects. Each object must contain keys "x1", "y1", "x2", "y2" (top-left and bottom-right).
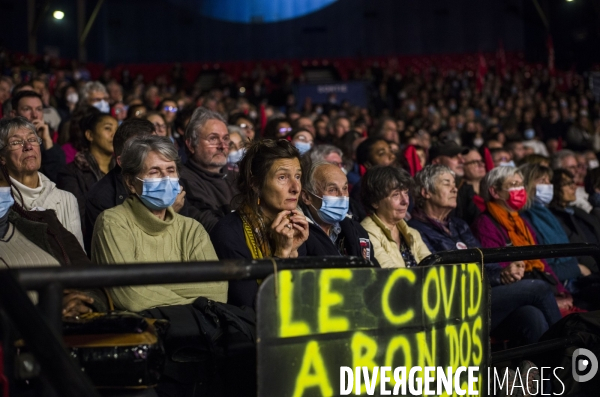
[{"x1": 1, "y1": 52, "x2": 600, "y2": 394}]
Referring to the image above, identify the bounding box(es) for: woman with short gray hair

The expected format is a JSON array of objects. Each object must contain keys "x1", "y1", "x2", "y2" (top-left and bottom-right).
[
  {"x1": 0, "y1": 116, "x2": 83, "y2": 247},
  {"x1": 92, "y1": 135, "x2": 227, "y2": 312}
]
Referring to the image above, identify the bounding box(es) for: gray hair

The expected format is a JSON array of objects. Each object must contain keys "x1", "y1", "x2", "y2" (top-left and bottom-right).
[
  {"x1": 227, "y1": 126, "x2": 247, "y2": 145},
  {"x1": 80, "y1": 81, "x2": 107, "y2": 104},
  {"x1": 309, "y1": 144, "x2": 343, "y2": 164},
  {"x1": 120, "y1": 135, "x2": 181, "y2": 186},
  {"x1": 413, "y1": 165, "x2": 455, "y2": 207},
  {"x1": 480, "y1": 166, "x2": 523, "y2": 202},
  {"x1": 551, "y1": 150, "x2": 576, "y2": 170},
  {"x1": 302, "y1": 160, "x2": 330, "y2": 195},
  {"x1": 0, "y1": 116, "x2": 37, "y2": 152},
  {"x1": 184, "y1": 107, "x2": 227, "y2": 148}
]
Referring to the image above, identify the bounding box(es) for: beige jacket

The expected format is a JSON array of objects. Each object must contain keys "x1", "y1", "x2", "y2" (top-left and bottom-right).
[{"x1": 361, "y1": 214, "x2": 431, "y2": 268}]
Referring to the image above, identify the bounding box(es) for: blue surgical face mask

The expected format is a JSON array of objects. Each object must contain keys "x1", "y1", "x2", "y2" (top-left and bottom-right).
[
  {"x1": 0, "y1": 187, "x2": 14, "y2": 218},
  {"x1": 311, "y1": 194, "x2": 349, "y2": 224},
  {"x1": 93, "y1": 99, "x2": 110, "y2": 113},
  {"x1": 294, "y1": 141, "x2": 312, "y2": 155},
  {"x1": 524, "y1": 128, "x2": 535, "y2": 140},
  {"x1": 136, "y1": 176, "x2": 180, "y2": 210},
  {"x1": 535, "y1": 184, "x2": 554, "y2": 205},
  {"x1": 228, "y1": 148, "x2": 245, "y2": 164},
  {"x1": 499, "y1": 161, "x2": 516, "y2": 168}
]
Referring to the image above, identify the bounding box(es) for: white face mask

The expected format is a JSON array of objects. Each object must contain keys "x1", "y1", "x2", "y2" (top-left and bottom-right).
[
  {"x1": 67, "y1": 92, "x2": 79, "y2": 104},
  {"x1": 589, "y1": 160, "x2": 599, "y2": 170},
  {"x1": 535, "y1": 184, "x2": 554, "y2": 205},
  {"x1": 473, "y1": 137, "x2": 484, "y2": 148},
  {"x1": 93, "y1": 99, "x2": 110, "y2": 113}
]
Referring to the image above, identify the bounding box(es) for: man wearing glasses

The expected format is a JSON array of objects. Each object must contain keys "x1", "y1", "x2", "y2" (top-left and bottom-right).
[
  {"x1": 181, "y1": 107, "x2": 238, "y2": 232},
  {"x1": 10, "y1": 90, "x2": 65, "y2": 182}
]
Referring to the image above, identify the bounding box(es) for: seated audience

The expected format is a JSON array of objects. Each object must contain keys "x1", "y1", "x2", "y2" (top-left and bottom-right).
[
  {"x1": 360, "y1": 166, "x2": 431, "y2": 268},
  {"x1": 0, "y1": 167, "x2": 106, "y2": 315},
  {"x1": 471, "y1": 166, "x2": 565, "y2": 295},
  {"x1": 180, "y1": 107, "x2": 238, "y2": 232},
  {"x1": 0, "y1": 117, "x2": 83, "y2": 247},
  {"x1": 210, "y1": 139, "x2": 309, "y2": 307},
  {"x1": 300, "y1": 160, "x2": 376, "y2": 262},
  {"x1": 519, "y1": 163, "x2": 587, "y2": 283},
  {"x1": 549, "y1": 169, "x2": 600, "y2": 274},
  {"x1": 408, "y1": 164, "x2": 562, "y2": 345},
  {"x1": 57, "y1": 112, "x2": 117, "y2": 221},
  {"x1": 92, "y1": 135, "x2": 227, "y2": 312}
]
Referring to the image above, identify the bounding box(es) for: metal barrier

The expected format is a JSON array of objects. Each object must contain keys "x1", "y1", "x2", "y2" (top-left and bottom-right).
[
  {"x1": 0, "y1": 257, "x2": 371, "y2": 397},
  {"x1": 419, "y1": 242, "x2": 600, "y2": 268}
]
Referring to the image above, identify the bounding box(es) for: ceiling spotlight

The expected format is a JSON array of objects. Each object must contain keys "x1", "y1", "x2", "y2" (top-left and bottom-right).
[{"x1": 53, "y1": 10, "x2": 65, "y2": 20}]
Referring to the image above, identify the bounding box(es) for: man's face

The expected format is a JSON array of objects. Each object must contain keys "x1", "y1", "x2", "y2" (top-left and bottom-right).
[
  {"x1": 87, "y1": 90, "x2": 108, "y2": 106},
  {"x1": 435, "y1": 155, "x2": 464, "y2": 177},
  {"x1": 186, "y1": 119, "x2": 230, "y2": 171},
  {"x1": 334, "y1": 118, "x2": 350, "y2": 138},
  {"x1": 15, "y1": 97, "x2": 43, "y2": 122},
  {"x1": 463, "y1": 150, "x2": 486, "y2": 181},
  {"x1": 324, "y1": 152, "x2": 344, "y2": 169},
  {"x1": 560, "y1": 155, "x2": 578, "y2": 178},
  {"x1": 297, "y1": 117, "x2": 315, "y2": 136},
  {"x1": 510, "y1": 143, "x2": 525, "y2": 162},
  {"x1": 492, "y1": 151, "x2": 512, "y2": 167},
  {"x1": 0, "y1": 127, "x2": 42, "y2": 177},
  {"x1": 0, "y1": 81, "x2": 11, "y2": 103},
  {"x1": 302, "y1": 164, "x2": 348, "y2": 224},
  {"x1": 32, "y1": 81, "x2": 45, "y2": 96}
]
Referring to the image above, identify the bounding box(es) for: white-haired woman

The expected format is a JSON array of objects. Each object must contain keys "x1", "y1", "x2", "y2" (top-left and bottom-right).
[
  {"x1": 92, "y1": 135, "x2": 227, "y2": 312},
  {"x1": 0, "y1": 116, "x2": 83, "y2": 246}
]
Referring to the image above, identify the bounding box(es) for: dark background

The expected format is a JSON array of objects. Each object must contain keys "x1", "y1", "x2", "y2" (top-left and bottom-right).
[{"x1": 0, "y1": 0, "x2": 597, "y2": 68}]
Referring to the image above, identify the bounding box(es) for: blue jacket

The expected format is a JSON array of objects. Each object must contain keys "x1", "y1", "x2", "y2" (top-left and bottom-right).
[{"x1": 408, "y1": 215, "x2": 502, "y2": 286}]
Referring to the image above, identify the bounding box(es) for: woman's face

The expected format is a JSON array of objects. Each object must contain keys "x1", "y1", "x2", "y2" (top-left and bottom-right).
[
  {"x1": 0, "y1": 127, "x2": 42, "y2": 178},
  {"x1": 559, "y1": 174, "x2": 577, "y2": 204},
  {"x1": 128, "y1": 151, "x2": 178, "y2": 195},
  {"x1": 292, "y1": 131, "x2": 313, "y2": 146},
  {"x1": 229, "y1": 133, "x2": 243, "y2": 151},
  {"x1": 147, "y1": 114, "x2": 167, "y2": 137},
  {"x1": 493, "y1": 173, "x2": 524, "y2": 204},
  {"x1": 276, "y1": 122, "x2": 292, "y2": 138},
  {"x1": 533, "y1": 173, "x2": 551, "y2": 187},
  {"x1": 88, "y1": 116, "x2": 117, "y2": 155},
  {"x1": 260, "y1": 158, "x2": 302, "y2": 214},
  {"x1": 426, "y1": 172, "x2": 458, "y2": 210},
  {"x1": 376, "y1": 188, "x2": 410, "y2": 224},
  {"x1": 160, "y1": 100, "x2": 178, "y2": 123},
  {"x1": 368, "y1": 140, "x2": 396, "y2": 167}
]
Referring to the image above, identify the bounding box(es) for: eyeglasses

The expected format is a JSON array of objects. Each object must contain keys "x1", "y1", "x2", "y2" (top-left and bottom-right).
[
  {"x1": 153, "y1": 123, "x2": 167, "y2": 131},
  {"x1": 278, "y1": 127, "x2": 292, "y2": 135},
  {"x1": 202, "y1": 134, "x2": 231, "y2": 147},
  {"x1": 5, "y1": 136, "x2": 42, "y2": 151},
  {"x1": 464, "y1": 160, "x2": 484, "y2": 167},
  {"x1": 163, "y1": 106, "x2": 178, "y2": 113},
  {"x1": 502, "y1": 181, "x2": 524, "y2": 190},
  {"x1": 238, "y1": 123, "x2": 254, "y2": 130}
]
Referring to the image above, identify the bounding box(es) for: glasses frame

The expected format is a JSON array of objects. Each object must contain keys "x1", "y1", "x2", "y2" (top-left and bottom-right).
[{"x1": 5, "y1": 136, "x2": 43, "y2": 151}]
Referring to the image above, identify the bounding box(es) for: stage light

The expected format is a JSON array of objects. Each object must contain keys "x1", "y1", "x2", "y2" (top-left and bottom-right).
[{"x1": 53, "y1": 11, "x2": 65, "y2": 20}]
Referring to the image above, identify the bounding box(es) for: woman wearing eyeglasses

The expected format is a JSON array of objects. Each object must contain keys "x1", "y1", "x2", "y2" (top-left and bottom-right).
[
  {"x1": 549, "y1": 169, "x2": 600, "y2": 275},
  {"x1": 0, "y1": 117, "x2": 83, "y2": 247}
]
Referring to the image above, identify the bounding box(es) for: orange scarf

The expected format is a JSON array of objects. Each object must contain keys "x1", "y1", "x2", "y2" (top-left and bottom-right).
[{"x1": 486, "y1": 201, "x2": 545, "y2": 272}]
